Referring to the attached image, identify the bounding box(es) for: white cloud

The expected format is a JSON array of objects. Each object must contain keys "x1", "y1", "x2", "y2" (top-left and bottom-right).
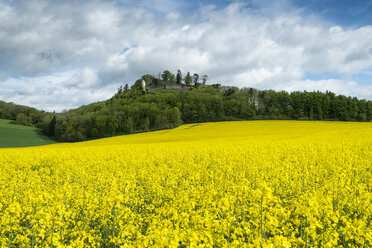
[
  {"x1": 280, "y1": 79, "x2": 372, "y2": 100},
  {"x1": 0, "y1": 0, "x2": 371, "y2": 111},
  {"x1": 0, "y1": 71, "x2": 118, "y2": 112},
  {"x1": 63, "y1": 68, "x2": 100, "y2": 89}
]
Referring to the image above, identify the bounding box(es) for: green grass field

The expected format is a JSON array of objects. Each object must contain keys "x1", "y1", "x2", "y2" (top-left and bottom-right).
[{"x1": 0, "y1": 119, "x2": 57, "y2": 148}]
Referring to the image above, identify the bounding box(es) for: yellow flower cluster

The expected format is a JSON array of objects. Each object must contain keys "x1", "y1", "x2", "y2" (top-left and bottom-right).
[{"x1": 0, "y1": 121, "x2": 371, "y2": 247}]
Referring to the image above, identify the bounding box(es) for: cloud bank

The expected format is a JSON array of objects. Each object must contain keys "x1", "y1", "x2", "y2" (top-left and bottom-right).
[{"x1": 0, "y1": 0, "x2": 371, "y2": 111}]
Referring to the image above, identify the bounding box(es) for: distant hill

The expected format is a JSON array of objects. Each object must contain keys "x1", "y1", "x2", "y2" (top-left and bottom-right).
[
  {"x1": 0, "y1": 119, "x2": 56, "y2": 148},
  {"x1": 46, "y1": 81, "x2": 371, "y2": 142},
  {"x1": 1, "y1": 70, "x2": 371, "y2": 142}
]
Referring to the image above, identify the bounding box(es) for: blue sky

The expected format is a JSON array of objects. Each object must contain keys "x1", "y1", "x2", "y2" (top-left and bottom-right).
[
  {"x1": 292, "y1": 0, "x2": 372, "y2": 27},
  {"x1": 189, "y1": 0, "x2": 372, "y2": 26},
  {"x1": 0, "y1": 0, "x2": 371, "y2": 111}
]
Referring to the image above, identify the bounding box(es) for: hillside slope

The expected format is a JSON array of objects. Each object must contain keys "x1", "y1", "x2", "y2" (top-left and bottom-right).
[
  {"x1": 2, "y1": 76, "x2": 372, "y2": 143},
  {"x1": 0, "y1": 119, "x2": 56, "y2": 148},
  {"x1": 47, "y1": 86, "x2": 372, "y2": 142},
  {"x1": 64, "y1": 120, "x2": 371, "y2": 147}
]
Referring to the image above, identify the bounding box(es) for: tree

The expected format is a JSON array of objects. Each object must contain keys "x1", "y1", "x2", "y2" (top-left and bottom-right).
[
  {"x1": 117, "y1": 86, "x2": 123, "y2": 95},
  {"x1": 193, "y1": 73, "x2": 199, "y2": 85},
  {"x1": 185, "y1": 72, "x2": 192, "y2": 85},
  {"x1": 202, "y1": 75, "x2": 208, "y2": 84},
  {"x1": 161, "y1": 70, "x2": 175, "y2": 82},
  {"x1": 141, "y1": 74, "x2": 154, "y2": 85},
  {"x1": 49, "y1": 115, "x2": 56, "y2": 136},
  {"x1": 151, "y1": 78, "x2": 159, "y2": 85},
  {"x1": 15, "y1": 113, "x2": 29, "y2": 125},
  {"x1": 176, "y1": 70, "x2": 182, "y2": 85},
  {"x1": 132, "y1": 79, "x2": 143, "y2": 90},
  {"x1": 124, "y1": 84, "x2": 129, "y2": 93},
  {"x1": 143, "y1": 117, "x2": 150, "y2": 131},
  {"x1": 224, "y1": 87, "x2": 235, "y2": 97}
]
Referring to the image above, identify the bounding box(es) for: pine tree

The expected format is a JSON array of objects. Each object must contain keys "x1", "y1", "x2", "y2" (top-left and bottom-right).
[
  {"x1": 176, "y1": 70, "x2": 182, "y2": 84},
  {"x1": 49, "y1": 115, "x2": 56, "y2": 136}
]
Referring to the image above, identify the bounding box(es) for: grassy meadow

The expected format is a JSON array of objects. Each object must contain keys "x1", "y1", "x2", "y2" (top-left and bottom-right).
[
  {"x1": 0, "y1": 121, "x2": 371, "y2": 247},
  {"x1": 0, "y1": 119, "x2": 56, "y2": 148}
]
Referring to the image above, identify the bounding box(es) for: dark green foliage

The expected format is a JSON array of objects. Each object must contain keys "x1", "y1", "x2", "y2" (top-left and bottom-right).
[
  {"x1": 184, "y1": 72, "x2": 192, "y2": 85},
  {"x1": 45, "y1": 83, "x2": 370, "y2": 142},
  {"x1": 161, "y1": 70, "x2": 175, "y2": 82},
  {"x1": 141, "y1": 74, "x2": 155, "y2": 85},
  {"x1": 0, "y1": 100, "x2": 48, "y2": 128},
  {"x1": 43, "y1": 89, "x2": 184, "y2": 141},
  {"x1": 49, "y1": 115, "x2": 56, "y2": 136},
  {"x1": 176, "y1": 70, "x2": 182, "y2": 85},
  {"x1": 1, "y1": 73, "x2": 371, "y2": 143},
  {"x1": 193, "y1": 73, "x2": 199, "y2": 85}
]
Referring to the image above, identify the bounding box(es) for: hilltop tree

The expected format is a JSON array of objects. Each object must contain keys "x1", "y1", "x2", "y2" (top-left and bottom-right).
[
  {"x1": 161, "y1": 70, "x2": 175, "y2": 82},
  {"x1": 152, "y1": 77, "x2": 159, "y2": 85},
  {"x1": 132, "y1": 79, "x2": 142, "y2": 90},
  {"x1": 141, "y1": 74, "x2": 154, "y2": 85},
  {"x1": 193, "y1": 73, "x2": 199, "y2": 85},
  {"x1": 176, "y1": 70, "x2": 182, "y2": 85},
  {"x1": 202, "y1": 75, "x2": 208, "y2": 84},
  {"x1": 124, "y1": 84, "x2": 129, "y2": 93},
  {"x1": 116, "y1": 85, "x2": 123, "y2": 95},
  {"x1": 184, "y1": 72, "x2": 192, "y2": 85}
]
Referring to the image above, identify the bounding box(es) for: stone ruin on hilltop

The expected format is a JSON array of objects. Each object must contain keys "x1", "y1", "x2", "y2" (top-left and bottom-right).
[{"x1": 140, "y1": 79, "x2": 221, "y2": 92}]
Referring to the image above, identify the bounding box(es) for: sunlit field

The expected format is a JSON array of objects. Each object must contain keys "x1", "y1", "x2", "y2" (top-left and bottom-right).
[{"x1": 0, "y1": 121, "x2": 371, "y2": 247}]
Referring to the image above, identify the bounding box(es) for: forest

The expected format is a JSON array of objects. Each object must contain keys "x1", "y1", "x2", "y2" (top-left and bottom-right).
[{"x1": 1, "y1": 71, "x2": 371, "y2": 142}]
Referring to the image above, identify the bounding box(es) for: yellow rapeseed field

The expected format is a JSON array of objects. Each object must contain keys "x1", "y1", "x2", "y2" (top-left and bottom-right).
[{"x1": 0, "y1": 121, "x2": 371, "y2": 247}]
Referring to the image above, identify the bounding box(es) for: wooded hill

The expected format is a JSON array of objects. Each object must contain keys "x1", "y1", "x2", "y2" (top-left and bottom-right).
[
  {"x1": 1, "y1": 72, "x2": 372, "y2": 142},
  {"x1": 0, "y1": 100, "x2": 47, "y2": 128}
]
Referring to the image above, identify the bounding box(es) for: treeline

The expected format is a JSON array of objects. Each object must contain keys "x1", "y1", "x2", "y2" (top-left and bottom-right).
[
  {"x1": 0, "y1": 100, "x2": 48, "y2": 127},
  {"x1": 44, "y1": 84, "x2": 371, "y2": 142},
  {"x1": 1, "y1": 72, "x2": 372, "y2": 142}
]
